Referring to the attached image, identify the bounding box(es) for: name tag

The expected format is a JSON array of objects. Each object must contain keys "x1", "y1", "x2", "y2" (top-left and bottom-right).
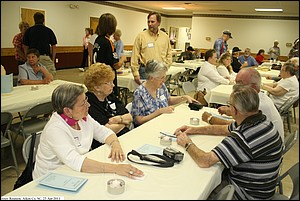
[
  {"x1": 147, "y1": 42, "x2": 154, "y2": 48},
  {"x1": 109, "y1": 102, "x2": 116, "y2": 110},
  {"x1": 160, "y1": 94, "x2": 166, "y2": 100}
]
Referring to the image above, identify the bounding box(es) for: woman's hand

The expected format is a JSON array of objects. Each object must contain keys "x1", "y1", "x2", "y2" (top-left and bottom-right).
[
  {"x1": 182, "y1": 95, "x2": 198, "y2": 103},
  {"x1": 108, "y1": 115, "x2": 122, "y2": 124},
  {"x1": 108, "y1": 141, "x2": 125, "y2": 162},
  {"x1": 115, "y1": 164, "x2": 144, "y2": 179},
  {"x1": 158, "y1": 106, "x2": 175, "y2": 114}
]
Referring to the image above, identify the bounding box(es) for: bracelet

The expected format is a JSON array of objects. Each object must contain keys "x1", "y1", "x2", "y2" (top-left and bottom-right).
[
  {"x1": 185, "y1": 142, "x2": 193, "y2": 151},
  {"x1": 120, "y1": 115, "x2": 123, "y2": 123},
  {"x1": 207, "y1": 115, "x2": 213, "y2": 124}
]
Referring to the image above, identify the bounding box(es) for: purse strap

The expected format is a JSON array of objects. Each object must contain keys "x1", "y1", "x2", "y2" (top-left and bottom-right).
[{"x1": 127, "y1": 150, "x2": 175, "y2": 168}]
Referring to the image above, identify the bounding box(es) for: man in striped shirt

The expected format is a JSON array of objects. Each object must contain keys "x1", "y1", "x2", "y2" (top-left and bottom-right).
[{"x1": 174, "y1": 85, "x2": 283, "y2": 200}]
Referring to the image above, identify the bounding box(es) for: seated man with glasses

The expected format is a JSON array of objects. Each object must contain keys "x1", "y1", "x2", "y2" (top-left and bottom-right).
[
  {"x1": 200, "y1": 67, "x2": 284, "y2": 142},
  {"x1": 84, "y1": 63, "x2": 133, "y2": 149},
  {"x1": 174, "y1": 85, "x2": 283, "y2": 200}
]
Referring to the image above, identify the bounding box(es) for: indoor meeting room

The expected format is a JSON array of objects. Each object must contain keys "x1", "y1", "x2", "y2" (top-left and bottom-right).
[{"x1": 1, "y1": 1, "x2": 299, "y2": 200}]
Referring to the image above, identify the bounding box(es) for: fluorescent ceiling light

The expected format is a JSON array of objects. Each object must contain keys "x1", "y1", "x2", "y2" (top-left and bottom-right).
[
  {"x1": 255, "y1": 8, "x2": 283, "y2": 12},
  {"x1": 162, "y1": 7, "x2": 186, "y2": 10}
]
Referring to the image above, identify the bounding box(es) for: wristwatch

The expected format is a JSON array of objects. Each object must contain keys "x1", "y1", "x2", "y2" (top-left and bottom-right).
[
  {"x1": 207, "y1": 115, "x2": 213, "y2": 124},
  {"x1": 185, "y1": 142, "x2": 193, "y2": 151}
]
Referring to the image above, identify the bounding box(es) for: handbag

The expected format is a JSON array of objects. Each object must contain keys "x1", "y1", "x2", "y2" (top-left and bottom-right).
[
  {"x1": 13, "y1": 133, "x2": 36, "y2": 190},
  {"x1": 127, "y1": 150, "x2": 177, "y2": 168},
  {"x1": 194, "y1": 88, "x2": 208, "y2": 106}
]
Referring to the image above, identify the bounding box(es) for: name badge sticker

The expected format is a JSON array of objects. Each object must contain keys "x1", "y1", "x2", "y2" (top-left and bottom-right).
[
  {"x1": 160, "y1": 95, "x2": 166, "y2": 100},
  {"x1": 147, "y1": 42, "x2": 154, "y2": 48}
]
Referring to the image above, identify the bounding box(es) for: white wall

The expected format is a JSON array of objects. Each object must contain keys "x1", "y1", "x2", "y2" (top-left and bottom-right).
[
  {"x1": 191, "y1": 16, "x2": 299, "y2": 56},
  {"x1": 1, "y1": 1, "x2": 299, "y2": 57},
  {"x1": 1, "y1": 1, "x2": 148, "y2": 47}
]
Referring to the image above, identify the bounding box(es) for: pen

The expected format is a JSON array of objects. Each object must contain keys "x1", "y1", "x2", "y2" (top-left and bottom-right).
[{"x1": 160, "y1": 131, "x2": 177, "y2": 138}]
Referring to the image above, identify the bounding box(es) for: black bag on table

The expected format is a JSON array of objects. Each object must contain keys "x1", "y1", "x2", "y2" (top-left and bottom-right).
[{"x1": 13, "y1": 133, "x2": 36, "y2": 190}]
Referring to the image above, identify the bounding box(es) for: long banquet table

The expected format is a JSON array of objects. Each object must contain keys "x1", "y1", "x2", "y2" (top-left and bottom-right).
[
  {"x1": 1, "y1": 80, "x2": 84, "y2": 114},
  {"x1": 205, "y1": 77, "x2": 273, "y2": 106},
  {"x1": 2, "y1": 103, "x2": 225, "y2": 200},
  {"x1": 117, "y1": 66, "x2": 184, "y2": 92}
]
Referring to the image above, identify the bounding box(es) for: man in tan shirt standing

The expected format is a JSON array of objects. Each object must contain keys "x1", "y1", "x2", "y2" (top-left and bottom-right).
[{"x1": 131, "y1": 11, "x2": 172, "y2": 85}]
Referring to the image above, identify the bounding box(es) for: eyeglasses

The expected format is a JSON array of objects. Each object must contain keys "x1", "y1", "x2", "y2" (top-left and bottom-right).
[
  {"x1": 226, "y1": 101, "x2": 232, "y2": 106},
  {"x1": 80, "y1": 96, "x2": 89, "y2": 107},
  {"x1": 155, "y1": 75, "x2": 166, "y2": 80},
  {"x1": 226, "y1": 101, "x2": 237, "y2": 110},
  {"x1": 101, "y1": 81, "x2": 114, "y2": 86}
]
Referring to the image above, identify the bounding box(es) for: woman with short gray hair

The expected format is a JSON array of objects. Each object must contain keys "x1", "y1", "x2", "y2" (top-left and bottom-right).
[
  {"x1": 33, "y1": 83, "x2": 144, "y2": 180},
  {"x1": 131, "y1": 59, "x2": 197, "y2": 127}
]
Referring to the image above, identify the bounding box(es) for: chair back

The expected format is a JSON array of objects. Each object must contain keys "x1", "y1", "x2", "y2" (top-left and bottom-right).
[
  {"x1": 192, "y1": 77, "x2": 198, "y2": 88},
  {"x1": 212, "y1": 184, "x2": 235, "y2": 200},
  {"x1": 1, "y1": 112, "x2": 19, "y2": 176},
  {"x1": 277, "y1": 96, "x2": 298, "y2": 115},
  {"x1": 283, "y1": 130, "x2": 298, "y2": 155},
  {"x1": 22, "y1": 131, "x2": 42, "y2": 164},
  {"x1": 1, "y1": 112, "x2": 13, "y2": 136},
  {"x1": 25, "y1": 102, "x2": 53, "y2": 119},
  {"x1": 182, "y1": 81, "x2": 196, "y2": 95},
  {"x1": 10, "y1": 101, "x2": 53, "y2": 140},
  {"x1": 125, "y1": 102, "x2": 134, "y2": 130},
  {"x1": 273, "y1": 162, "x2": 299, "y2": 200}
]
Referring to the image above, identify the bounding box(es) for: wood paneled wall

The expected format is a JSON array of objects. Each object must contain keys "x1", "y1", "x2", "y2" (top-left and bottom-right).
[{"x1": 2, "y1": 45, "x2": 288, "y2": 75}]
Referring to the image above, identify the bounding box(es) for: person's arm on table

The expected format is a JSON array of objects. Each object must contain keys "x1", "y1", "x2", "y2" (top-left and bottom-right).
[
  {"x1": 174, "y1": 124, "x2": 230, "y2": 136},
  {"x1": 202, "y1": 111, "x2": 233, "y2": 125},
  {"x1": 262, "y1": 83, "x2": 287, "y2": 96},
  {"x1": 135, "y1": 106, "x2": 175, "y2": 125},
  {"x1": 176, "y1": 133, "x2": 220, "y2": 168},
  {"x1": 168, "y1": 95, "x2": 198, "y2": 105}
]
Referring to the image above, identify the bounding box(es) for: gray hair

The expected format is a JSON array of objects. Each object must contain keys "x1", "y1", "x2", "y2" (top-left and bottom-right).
[
  {"x1": 52, "y1": 84, "x2": 85, "y2": 114},
  {"x1": 231, "y1": 84, "x2": 259, "y2": 115},
  {"x1": 145, "y1": 59, "x2": 168, "y2": 79},
  {"x1": 114, "y1": 29, "x2": 122, "y2": 37}
]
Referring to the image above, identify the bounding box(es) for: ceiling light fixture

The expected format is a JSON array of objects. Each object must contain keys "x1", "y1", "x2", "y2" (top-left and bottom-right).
[
  {"x1": 255, "y1": 8, "x2": 283, "y2": 12},
  {"x1": 162, "y1": 7, "x2": 186, "y2": 10}
]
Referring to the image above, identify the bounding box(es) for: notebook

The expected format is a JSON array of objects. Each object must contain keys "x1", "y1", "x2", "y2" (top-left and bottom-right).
[{"x1": 38, "y1": 172, "x2": 88, "y2": 192}]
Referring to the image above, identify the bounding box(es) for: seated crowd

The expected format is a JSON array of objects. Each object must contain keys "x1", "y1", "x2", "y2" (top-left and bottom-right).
[{"x1": 7, "y1": 39, "x2": 298, "y2": 200}]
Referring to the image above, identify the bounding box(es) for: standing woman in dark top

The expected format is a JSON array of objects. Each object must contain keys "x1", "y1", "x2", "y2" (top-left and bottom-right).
[
  {"x1": 93, "y1": 13, "x2": 126, "y2": 97},
  {"x1": 84, "y1": 63, "x2": 132, "y2": 149}
]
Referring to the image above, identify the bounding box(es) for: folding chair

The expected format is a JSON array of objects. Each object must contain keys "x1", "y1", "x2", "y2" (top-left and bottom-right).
[
  {"x1": 211, "y1": 184, "x2": 235, "y2": 200},
  {"x1": 125, "y1": 102, "x2": 134, "y2": 130},
  {"x1": 10, "y1": 101, "x2": 53, "y2": 141},
  {"x1": 273, "y1": 162, "x2": 299, "y2": 200},
  {"x1": 277, "y1": 97, "x2": 298, "y2": 133},
  {"x1": 22, "y1": 131, "x2": 42, "y2": 164},
  {"x1": 182, "y1": 81, "x2": 196, "y2": 96},
  {"x1": 283, "y1": 130, "x2": 298, "y2": 155},
  {"x1": 1, "y1": 112, "x2": 19, "y2": 176}
]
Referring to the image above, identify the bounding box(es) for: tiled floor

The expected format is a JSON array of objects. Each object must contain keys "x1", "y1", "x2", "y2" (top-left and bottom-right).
[{"x1": 1, "y1": 68, "x2": 299, "y2": 197}]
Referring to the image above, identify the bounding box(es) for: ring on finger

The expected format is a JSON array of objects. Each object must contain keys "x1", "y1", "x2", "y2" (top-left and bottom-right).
[{"x1": 129, "y1": 170, "x2": 134, "y2": 175}]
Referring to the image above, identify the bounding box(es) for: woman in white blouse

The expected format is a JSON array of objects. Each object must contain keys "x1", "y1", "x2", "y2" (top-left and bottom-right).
[
  {"x1": 216, "y1": 52, "x2": 236, "y2": 82},
  {"x1": 197, "y1": 49, "x2": 231, "y2": 92}
]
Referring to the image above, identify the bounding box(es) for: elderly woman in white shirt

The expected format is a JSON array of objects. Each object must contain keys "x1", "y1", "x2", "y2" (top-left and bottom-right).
[
  {"x1": 33, "y1": 84, "x2": 144, "y2": 180},
  {"x1": 197, "y1": 49, "x2": 231, "y2": 92},
  {"x1": 262, "y1": 62, "x2": 299, "y2": 109},
  {"x1": 216, "y1": 52, "x2": 236, "y2": 81}
]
